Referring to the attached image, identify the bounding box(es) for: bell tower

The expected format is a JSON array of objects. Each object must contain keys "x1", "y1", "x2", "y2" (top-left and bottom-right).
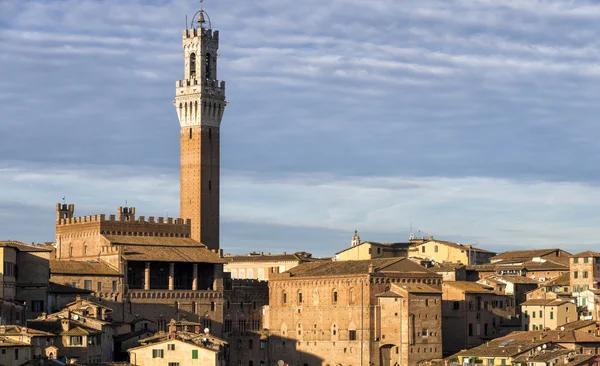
[{"x1": 175, "y1": 5, "x2": 225, "y2": 250}]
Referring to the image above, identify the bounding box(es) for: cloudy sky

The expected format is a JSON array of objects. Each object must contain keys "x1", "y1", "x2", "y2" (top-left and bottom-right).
[{"x1": 1, "y1": 0, "x2": 600, "y2": 256}]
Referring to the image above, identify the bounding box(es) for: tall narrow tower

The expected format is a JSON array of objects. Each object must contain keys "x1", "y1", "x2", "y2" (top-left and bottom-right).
[{"x1": 175, "y1": 7, "x2": 225, "y2": 250}]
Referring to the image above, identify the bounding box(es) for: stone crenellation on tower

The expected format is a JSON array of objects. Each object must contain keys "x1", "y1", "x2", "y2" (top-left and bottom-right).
[{"x1": 175, "y1": 23, "x2": 226, "y2": 250}]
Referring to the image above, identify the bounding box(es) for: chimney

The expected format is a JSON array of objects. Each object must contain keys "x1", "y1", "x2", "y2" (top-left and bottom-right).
[
  {"x1": 368, "y1": 264, "x2": 374, "y2": 273},
  {"x1": 61, "y1": 319, "x2": 70, "y2": 332},
  {"x1": 41, "y1": 312, "x2": 47, "y2": 320},
  {"x1": 168, "y1": 319, "x2": 177, "y2": 334},
  {"x1": 429, "y1": 236, "x2": 433, "y2": 240}
]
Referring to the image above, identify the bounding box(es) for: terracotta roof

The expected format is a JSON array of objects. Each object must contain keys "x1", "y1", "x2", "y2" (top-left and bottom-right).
[
  {"x1": 48, "y1": 282, "x2": 92, "y2": 294},
  {"x1": 122, "y1": 245, "x2": 225, "y2": 263},
  {"x1": 491, "y1": 249, "x2": 568, "y2": 261},
  {"x1": 571, "y1": 251, "x2": 600, "y2": 258},
  {"x1": 522, "y1": 299, "x2": 555, "y2": 306},
  {"x1": 513, "y1": 348, "x2": 571, "y2": 363},
  {"x1": 559, "y1": 320, "x2": 597, "y2": 331},
  {"x1": 28, "y1": 319, "x2": 99, "y2": 336},
  {"x1": 496, "y1": 260, "x2": 569, "y2": 272},
  {"x1": 60, "y1": 326, "x2": 96, "y2": 336},
  {"x1": 466, "y1": 264, "x2": 497, "y2": 271},
  {"x1": 545, "y1": 272, "x2": 571, "y2": 287},
  {"x1": 0, "y1": 240, "x2": 53, "y2": 252},
  {"x1": 376, "y1": 290, "x2": 403, "y2": 298},
  {"x1": 397, "y1": 283, "x2": 441, "y2": 294},
  {"x1": 444, "y1": 281, "x2": 494, "y2": 294},
  {"x1": 50, "y1": 260, "x2": 120, "y2": 276},
  {"x1": 433, "y1": 262, "x2": 466, "y2": 272},
  {"x1": 492, "y1": 275, "x2": 540, "y2": 284},
  {"x1": 103, "y1": 235, "x2": 204, "y2": 247},
  {"x1": 225, "y1": 251, "x2": 316, "y2": 263},
  {"x1": 0, "y1": 336, "x2": 31, "y2": 347},
  {"x1": 283, "y1": 258, "x2": 439, "y2": 278},
  {"x1": 0, "y1": 326, "x2": 54, "y2": 336}
]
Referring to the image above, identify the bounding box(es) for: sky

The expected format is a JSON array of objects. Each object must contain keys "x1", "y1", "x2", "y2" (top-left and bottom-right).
[{"x1": 2, "y1": 0, "x2": 600, "y2": 257}]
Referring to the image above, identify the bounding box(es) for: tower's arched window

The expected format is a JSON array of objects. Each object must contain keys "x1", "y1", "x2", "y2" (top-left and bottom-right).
[
  {"x1": 205, "y1": 53, "x2": 211, "y2": 79},
  {"x1": 189, "y1": 128, "x2": 192, "y2": 139},
  {"x1": 191, "y1": 301, "x2": 196, "y2": 313},
  {"x1": 190, "y1": 53, "x2": 196, "y2": 78}
]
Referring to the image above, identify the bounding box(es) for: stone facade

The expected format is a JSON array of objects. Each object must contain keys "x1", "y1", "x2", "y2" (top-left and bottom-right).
[
  {"x1": 265, "y1": 258, "x2": 443, "y2": 366},
  {"x1": 441, "y1": 281, "x2": 519, "y2": 356}
]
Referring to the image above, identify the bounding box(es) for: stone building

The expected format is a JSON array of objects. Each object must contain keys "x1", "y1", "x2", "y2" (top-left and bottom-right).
[
  {"x1": 441, "y1": 281, "x2": 519, "y2": 356},
  {"x1": 521, "y1": 299, "x2": 577, "y2": 331},
  {"x1": 407, "y1": 237, "x2": 496, "y2": 265},
  {"x1": 47, "y1": 7, "x2": 269, "y2": 366},
  {"x1": 265, "y1": 258, "x2": 443, "y2": 366},
  {"x1": 477, "y1": 275, "x2": 539, "y2": 314},
  {"x1": 224, "y1": 251, "x2": 318, "y2": 281},
  {"x1": 0, "y1": 241, "x2": 52, "y2": 321}
]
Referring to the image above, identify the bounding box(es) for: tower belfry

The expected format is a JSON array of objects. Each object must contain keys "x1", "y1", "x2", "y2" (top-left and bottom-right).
[{"x1": 175, "y1": 4, "x2": 225, "y2": 250}]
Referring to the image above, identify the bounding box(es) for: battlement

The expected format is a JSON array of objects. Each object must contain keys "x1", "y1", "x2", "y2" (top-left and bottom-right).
[
  {"x1": 56, "y1": 203, "x2": 75, "y2": 221},
  {"x1": 182, "y1": 27, "x2": 219, "y2": 40},
  {"x1": 57, "y1": 215, "x2": 191, "y2": 226},
  {"x1": 176, "y1": 79, "x2": 225, "y2": 90}
]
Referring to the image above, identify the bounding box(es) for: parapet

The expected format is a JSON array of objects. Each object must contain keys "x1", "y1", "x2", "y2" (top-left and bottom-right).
[{"x1": 182, "y1": 27, "x2": 219, "y2": 40}]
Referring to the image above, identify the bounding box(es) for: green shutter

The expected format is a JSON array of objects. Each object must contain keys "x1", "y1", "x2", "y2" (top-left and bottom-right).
[{"x1": 192, "y1": 350, "x2": 199, "y2": 359}]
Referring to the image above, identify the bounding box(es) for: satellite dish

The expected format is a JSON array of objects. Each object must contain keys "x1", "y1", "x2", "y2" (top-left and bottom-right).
[
  {"x1": 278, "y1": 361, "x2": 285, "y2": 366},
  {"x1": 537, "y1": 346, "x2": 542, "y2": 351},
  {"x1": 73, "y1": 315, "x2": 79, "y2": 320},
  {"x1": 542, "y1": 344, "x2": 547, "y2": 349},
  {"x1": 204, "y1": 327, "x2": 210, "y2": 334},
  {"x1": 560, "y1": 326, "x2": 565, "y2": 331}
]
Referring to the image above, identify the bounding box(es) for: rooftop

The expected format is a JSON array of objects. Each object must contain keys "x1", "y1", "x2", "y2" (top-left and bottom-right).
[
  {"x1": 335, "y1": 241, "x2": 412, "y2": 255},
  {"x1": 50, "y1": 260, "x2": 120, "y2": 276},
  {"x1": 121, "y1": 245, "x2": 224, "y2": 263},
  {"x1": 571, "y1": 250, "x2": 600, "y2": 258},
  {"x1": 281, "y1": 258, "x2": 439, "y2": 278},
  {"x1": 224, "y1": 251, "x2": 316, "y2": 263},
  {"x1": 444, "y1": 281, "x2": 495, "y2": 294},
  {"x1": 411, "y1": 239, "x2": 496, "y2": 254},
  {"x1": 0, "y1": 240, "x2": 53, "y2": 252},
  {"x1": 558, "y1": 320, "x2": 597, "y2": 332},
  {"x1": 521, "y1": 299, "x2": 572, "y2": 307},
  {"x1": 102, "y1": 235, "x2": 202, "y2": 247},
  {"x1": 491, "y1": 249, "x2": 568, "y2": 262}
]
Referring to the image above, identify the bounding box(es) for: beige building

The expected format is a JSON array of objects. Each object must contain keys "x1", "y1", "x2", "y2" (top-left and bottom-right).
[
  {"x1": 521, "y1": 298, "x2": 577, "y2": 330},
  {"x1": 224, "y1": 251, "x2": 317, "y2": 280},
  {"x1": 265, "y1": 258, "x2": 443, "y2": 366},
  {"x1": 128, "y1": 321, "x2": 227, "y2": 366},
  {"x1": 441, "y1": 281, "x2": 519, "y2": 355},
  {"x1": 526, "y1": 272, "x2": 571, "y2": 301},
  {"x1": 408, "y1": 237, "x2": 495, "y2": 265},
  {"x1": 0, "y1": 337, "x2": 33, "y2": 365},
  {"x1": 569, "y1": 251, "x2": 600, "y2": 319}
]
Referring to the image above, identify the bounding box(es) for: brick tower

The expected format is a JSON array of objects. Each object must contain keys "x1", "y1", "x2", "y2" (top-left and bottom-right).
[{"x1": 175, "y1": 8, "x2": 225, "y2": 250}]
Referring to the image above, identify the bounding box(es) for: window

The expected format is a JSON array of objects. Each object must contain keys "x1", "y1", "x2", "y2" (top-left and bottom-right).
[
  {"x1": 574, "y1": 258, "x2": 578, "y2": 263},
  {"x1": 258, "y1": 268, "x2": 265, "y2": 280},
  {"x1": 249, "y1": 339, "x2": 253, "y2": 349},
  {"x1": 239, "y1": 269, "x2": 245, "y2": 279},
  {"x1": 192, "y1": 350, "x2": 199, "y2": 359},
  {"x1": 298, "y1": 291, "x2": 303, "y2": 304},
  {"x1": 190, "y1": 52, "x2": 196, "y2": 78},
  {"x1": 84, "y1": 280, "x2": 92, "y2": 290},
  {"x1": 584, "y1": 271, "x2": 589, "y2": 278},
  {"x1": 349, "y1": 288, "x2": 355, "y2": 304},
  {"x1": 205, "y1": 53, "x2": 211, "y2": 78},
  {"x1": 208, "y1": 128, "x2": 212, "y2": 139},
  {"x1": 349, "y1": 330, "x2": 357, "y2": 340},
  {"x1": 31, "y1": 300, "x2": 44, "y2": 312},
  {"x1": 167, "y1": 344, "x2": 175, "y2": 351},
  {"x1": 453, "y1": 301, "x2": 460, "y2": 310},
  {"x1": 209, "y1": 180, "x2": 212, "y2": 191},
  {"x1": 550, "y1": 311, "x2": 554, "y2": 320},
  {"x1": 532, "y1": 311, "x2": 536, "y2": 319},
  {"x1": 333, "y1": 291, "x2": 338, "y2": 303},
  {"x1": 468, "y1": 323, "x2": 473, "y2": 336},
  {"x1": 377, "y1": 247, "x2": 381, "y2": 254},
  {"x1": 434, "y1": 245, "x2": 438, "y2": 253},
  {"x1": 425, "y1": 299, "x2": 429, "y2": 306},
  {"x1": 421, "y1": 329, "x2": 428, "y2": 338},
  {"x1": 421, "y1": 246, "x2": 425, "y2": 253},
  {"x1": 97, "y1": 282, "x2": 102, "y2": 291},
  {"x1": 539, "y1": 310, "x2": 542, "y2": 318},
  {"x1": 112, "y1": 281, "x2": 117, "y2": 292},
  {"x1": 168, "y1": 363, "x2": 180, "y2": 366},
  {"x1": 211, "y1": 302, "x2": 215, "y2": 312},
  {"x1": 584, "y1": 257, "x2": 589, "y2": 264},
  {"x1": 70, "y1": 336, "x2": 83, "y2": 346},
  {"x1": 484, "y1": 323, "x2": 488, "y2": 336},
  {"x1": 189, "y1": 128, "x2": 192, "y2": 139},
  {"x1": 152, "y1": 349, "x2": 164, "y2": 358},
  {"x1": 14, "y1": 349, "x2": 18, "y2": 361}
]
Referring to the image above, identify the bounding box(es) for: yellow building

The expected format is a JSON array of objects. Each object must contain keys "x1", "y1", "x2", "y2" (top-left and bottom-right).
[
  {"x1": 521, "y1": 299, "x2": 577, "y2": 330},
  {"x1": 408, "y1": 237, "x2": 495, "y2": 265},
  {"x1": 224, "y1": 251, "x2": 317, "y2": 280},
  {"x1": 334, "y1": 230, "x2": 411, "y2": 261}
]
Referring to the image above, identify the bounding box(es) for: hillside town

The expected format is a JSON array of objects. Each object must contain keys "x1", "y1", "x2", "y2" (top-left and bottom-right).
[{"x1": 2, "y1": 4, "x2": 600, "y2": 366}]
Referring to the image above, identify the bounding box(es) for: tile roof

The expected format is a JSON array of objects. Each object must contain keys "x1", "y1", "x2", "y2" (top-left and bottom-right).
[
  {"x1": 0, "y1": 240, "x2": 53, "y2": 252},
  {"x1": 571, "y1": 251, "x2": 600, "y2": 258},
  {"x1": 444, "y1": 281, "x2": 495, "y2": 294},
  {"x1": 491, "y1": 249, "x2": 568, "y2": 261},
  {"x1": 50, "y1": 260, "x2": 120, "y2": 276},
  {"x1": 102, "y1": 235, "x2": 204, "y2": 247},
  {"x1": 27, "y1": 319, "x2": 99, "y2": 336},
  {"x1": 492, "y1": 275, "x2": 540, "y2": 284},
  {"x1": 224, "y1": 251, "x2": 316, "y2": 263},
  {"x1": 521, "y1": 299, "x2": 555, "y2": 306},
  {"x1": 375, "y1": 290, "x2": 403, "y2": 298},
  {"x1": 283, "y1": 258, "x2": 439, "y2": 278},
  {"x1": 397, "y1": 283, "x2": 442, "y2": 294},
  {"x1": 512, "y1": 348, "x2": 571, "y2": 363},
  {"x1": 0, "y1": 326, "x2": 54, "y2": 336},
  {"x1": 544, "y1": 272, "x2": 571, "y2": 287},
  {"x1": 48, "y1": 282, "x2": 92, "y2": 294},
  {"x1": 433, "y1": 262, "x2": 466, "y2": 272},
  {"x1": 0, "y1": 336, "x2": 31, "y2": 347},
  {"x1": 559, "y1": 320, "x2": 597, "y2": 331},
  {"x1": 121, "y1": 245, "x2": 225, "y2": 263},
  {"x1": 60, "y1": 326, "x2": 95, "y2": 336}
]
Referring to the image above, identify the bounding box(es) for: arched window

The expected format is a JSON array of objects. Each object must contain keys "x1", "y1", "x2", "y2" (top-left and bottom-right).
[
  {"x1": 174, "y1": 301, "x2": 179, "y2": 312},
  {"x1": 191, "y1": 302, "x2": 196, "y2": 313},
  {"x1": 332, "y1": 289, "x2": 338, "y2": 303},
  {"x1": 248, "y1": 339, "x2": 253, "y2": 349},
  {"x1": 210, "y1": 301, "x2": 215, "y2": 312},
  {"x1": 282, "y1": 291, "x2": 287, "y2": 304},
  {"x1": 298, "y1": 290, "x2": 303, "y2": 304},
  {"x1": 349, "y1": 288, "x2": 356, "y2": 304},
  {"x1": 205, "y1": 53, "x2": 211, "y2": 79},
  {"x1": 190, "y1": 53, "x2": 196, "y2": 78},
  {"x1": 189, "y1": 128, "x2": 192, "y2": 139}
]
